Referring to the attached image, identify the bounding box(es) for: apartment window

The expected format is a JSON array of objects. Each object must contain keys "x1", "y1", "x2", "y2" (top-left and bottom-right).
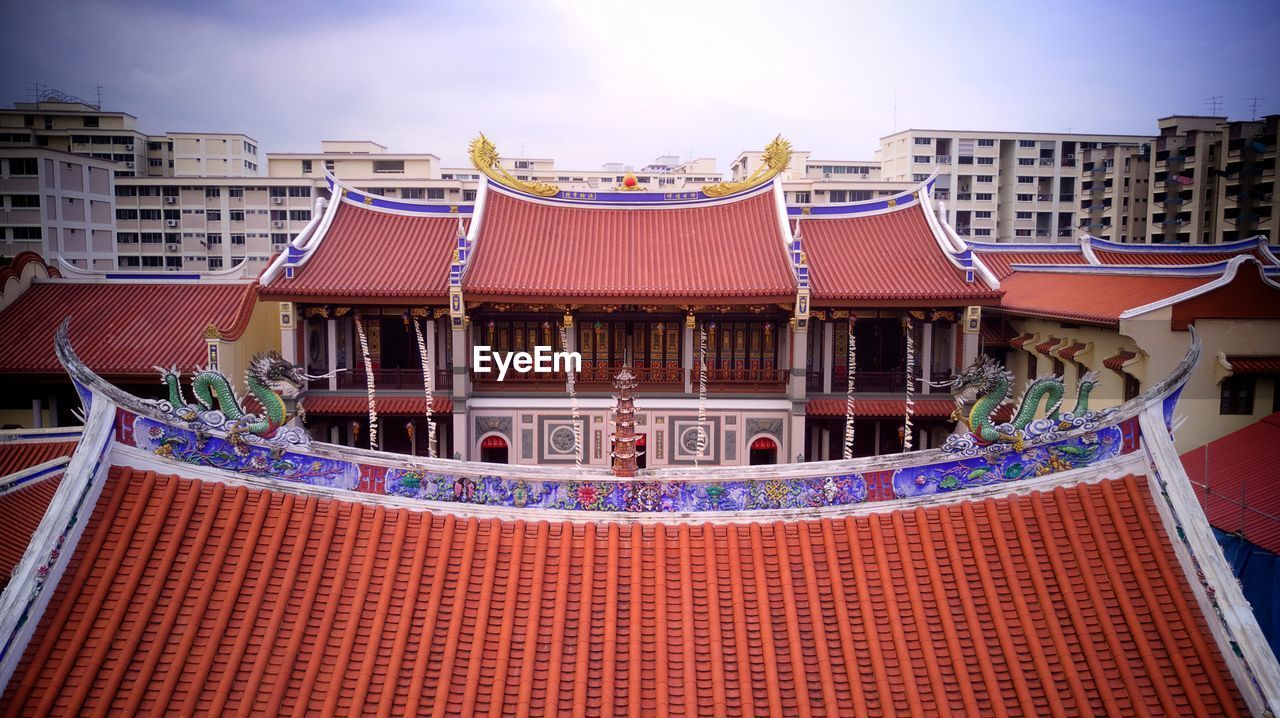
[
  {"x1": 401, "y1": 188, "x2": 424, "y2": 200},
  {"x1": 1017, "y1": 176, "x2": 1034, "y2": 184},
  {"x1": 229, "y1": 210, "x2": 245, "y2": 221},
  {"x1": 1018, "y1": 158, "x2": 1035, "y2": 166},
  {"x1": 976, "y1": 193, "x2": 993, "y2": 201},
  {"x1": 1027, "y1": 353, "x2": 1038, "y2": 380},
  {"x1": 914, "y1": 137, "x2": 932, "y2": 145},
  {"x1": 792, "y1": 191, "x2": 811, "y2": 203},
  {"x1": 165, "y1": 256, "x2": 182, "y2": 269},
  {"x1": 426, "y1": 188, "x2": 445, "y2": 200},
  {"x1": 977, "y1": 139, "x2": 995, "y2": 147},
  {"x1": 324, "y1": 160, "x2": 335, "y2": 173},
  {"x1": 913, "y1": 155, "x2": 932, "y2": 163},
  {"x1": 463, "y1": 190, "x2": 477, "y2": 201},
  {"x1": 1016, "y1": 211, "x2": 1033, "y2": 219},
  {"x1": 287, "y1": 186, "x2": 311, "y2": 197},
  {"x1": 11, "y1": 227, "x2": 40, "y2": 240},
  {"x1": 141, "y1": 256, "x2": 163, "y2": 268},
  {"x1": 270, "y1": 210, "x2": 286, "y2": 221},
  {"x1": 207, "y1": 209, "x2": 221, "y2": 221},
  {"x1": 1015, "y1": 229, "x2": 1033, "y2": 237},
  {"x1": 148, "y1": 159, "x2": 163, "y2": 167},
  {"x1": 83, "y1": 116, "x2": 100, "y2": 128},
  {"x1": 208, "y1": 257, "x2": 224, "y2": 270},
  {"x1": 207, "y1": 233, "x2": 223, "y2": 245},
  {"x1": 243, "y1": 141, "x2": 257, "y2": 155},
  {"x1": 116, "y1": 209, "x2": 138, "y2": 220},
  {"x1": 977, "y1": 157, "x2": 994, "y2": 165},
  {"x1": 228, "y1": 187, "x2": 244, "y2": 198},
  {"x1": 118, "y1": 256, "x2": 140, "y2": 268},
  {"x1": 205, "y1": 187, "x2": 220, "y2": 198},
  {"x1": 231, "y1": 233, "x2": 246, "y2": 245},
  {"x1": 912, "y1": 174, "x2": 929, "y2": 182},
  {"x1": 1018, "y1": 140, "x2": 1036, "y2": 148},
  {"x1": 974, "y1": 228, "x2": 992, "y2": 236},
  {"x1": 289, "y1": 210, "x2": 311, "y2": 221},
  {"x1": 116, "y1": 232, "x2": 139, "y2": 244},
  {"x1": 1220, "y1": 376, "x2": 1254, "y2": 415},
  {"x1": 975, "y1": 210, "x2": 992, "y2": 218},
  {"x1": 270, "y1": 233, "x2": 289, "y2": 246},
  {"x1": 115, "y1": 186, "x2": 137, "y2": 197},
  {"x1": 976, "y1": 175, "x2": 993, "y2": 183},
  {"x1": 164, "y1": 209, "x2": 179, "y2": 221},
  {"x1": 141, "y1": 232, "x2": 163, "y2": 243},
  {"x1": 373, "y1": 160, "x2": 405, "y2": 174},
  {"x1": 8, "y1": 195, "x2": 39, "y2": 208},
  {"x1": 8, "y1": 158, "x2": 38, "y2": 175},
  {"x1": 1016, "y1": 193, "x2": 1033, "y2": 202}
]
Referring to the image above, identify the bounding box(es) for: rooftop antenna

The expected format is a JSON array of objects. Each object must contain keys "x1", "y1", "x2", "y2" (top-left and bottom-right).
[
  {"x1": 1202, "y1": 95, "x2": 1224, "y2": 116},
  {"x1": 893, "y1": 85, "x2": 898, "y2": 131},
  {"x1": 94, "y1": 84, "x2": 102, "y2": 110},
  {"x1": 1245, "y1": 96, "x2": 1265, "y2": 121}
]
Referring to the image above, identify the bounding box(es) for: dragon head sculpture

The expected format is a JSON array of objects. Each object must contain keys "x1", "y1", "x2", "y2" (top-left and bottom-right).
[
  {"x1": 948, "y1": 354, "x2": 1014, "y2": 424},
  {"x1": 247, "y1": 351, "x2": 306, "y2": 399}
]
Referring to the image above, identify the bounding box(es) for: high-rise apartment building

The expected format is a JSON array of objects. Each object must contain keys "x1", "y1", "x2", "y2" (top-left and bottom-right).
[
  {"x1": 878, "y1": 129, "x2": 1154, "y2": 242},
  {"x1": 1079, "y1": 142, "x2": 1150, "y2": 243},
  {"x1": 0, "y1": 96, "x2": 261, "y2": 178},
  {"x1": 1149, "y1": 115, "x2": 1277, "y2": 244},
  {"x1": 0, "y1": 148, "x2": 117, "y2": 268}
]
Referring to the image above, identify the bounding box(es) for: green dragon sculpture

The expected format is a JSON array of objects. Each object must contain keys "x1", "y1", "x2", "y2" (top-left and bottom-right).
[
  {"x1": 947, "y1": 354, "x2": 1100, "y2": 445},
  {"x1": 158, "y1": 351, "x2": 306, "y2": 439}
]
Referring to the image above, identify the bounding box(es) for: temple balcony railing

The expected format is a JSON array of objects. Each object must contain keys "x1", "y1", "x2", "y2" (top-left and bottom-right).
[
  {"x1": 336, "y1": 368, "x2": 452, "y2": 391},
  {"x1": 691, "y1": 363, "x2": 787, "y2": 386},
  {"x1": 577, "y1": 363, "x2": 683, "y2": 385}
]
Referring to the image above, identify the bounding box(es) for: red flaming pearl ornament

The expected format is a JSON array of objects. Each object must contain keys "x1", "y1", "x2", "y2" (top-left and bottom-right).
[{"x1": 623, "y1": 174, "x2": 637, "y2": 188}]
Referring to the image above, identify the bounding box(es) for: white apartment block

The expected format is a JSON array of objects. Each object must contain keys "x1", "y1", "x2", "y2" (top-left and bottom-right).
[
  {"x1": 732, "y1": 150, "x2": 914, "y2": 205},
  {"x1": 878, "y1": 129, "x2": 1152, "y2": 242},
  {"x1": 0, "y1": 148, "x2": 116, "y2": 269},
  {"x1": 0, "y1": 98, "x2": 261, "y2": 179},
  {"x1": 268, "y1": 140, "x2": 724, "y2": 200},
  {"x1": 112, "y1": 177, "x2": 316, "y2": 272},
  {"x1": 1079, "y1": 142, "x2": 1150, "y2": 243}
]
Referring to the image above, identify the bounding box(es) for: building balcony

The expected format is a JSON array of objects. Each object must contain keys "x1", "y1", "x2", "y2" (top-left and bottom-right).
[
  {"x1": 934, "y1": 190, "x2": 950, "y2": 200},
  {"x1": 578, "y1": 363, "x2": 682, "y2": 385},
  {"x1": 1061, "y1": 158, "x2": 1077, "y2": 167},
  {"x1": 1059, "y1": 193, "x2": 1074, "y2": 202},
  {"x1": 1057, "y1": 228, "x2": 1073, "y2": 238},
  {"x1": 936, "y1": 156, "x2": 952, "y2": 165},
  {"x1": 1039, "y1": 158, "x2": 1055, "y2": 166},
  {"x1": 1036, "y1": 193, "x2": 1053, "y2": 202},
  {"x1": 337, "y1": 368, "x2": 453, "y2": 391},
  {"x1": 956, "y1": 193, "x2": 972, "y2": 201},
  {"x1": 955, "y1": 226, "x2": 972, "y2": 236},
  {"x1": 693, "y1": 363, "x2": 787, "y2": 387}
]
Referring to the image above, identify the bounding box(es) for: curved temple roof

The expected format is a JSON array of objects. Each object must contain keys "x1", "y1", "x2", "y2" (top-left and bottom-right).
[
  {"x1": 792, "y1": 184, "x2": 1002, "y2": 305},
  {"x1": 0, "y1": 322, "x2": 1277, "y2": 715},
  {"x1": 462, "y1": 181, "x2": 797, "y2": 303},
  {"x1": 260, "y1": 180, "x2": 471, "y2": 302}
]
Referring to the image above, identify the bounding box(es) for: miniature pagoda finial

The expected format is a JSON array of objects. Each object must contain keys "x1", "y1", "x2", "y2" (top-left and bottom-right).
[{"x1": 610, "y1": 368, "x2": 642, "y2": 477}]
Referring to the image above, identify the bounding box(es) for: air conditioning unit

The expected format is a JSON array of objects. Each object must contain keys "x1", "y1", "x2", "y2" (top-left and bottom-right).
[
  {"x1": 165, "y1": 219, "x2": 178, "y2": 227},
  {"x1": 272, "y1": 220, "x2": 284, "y2": 228},
  {"x1": 166, "y1": 265, "x2": 181, "y2": 272},
  {"x1": 272, "y1": 196, "x2": 284, "y2": 204},
  {"x1": 124, "y1": 145, "x2": 134, "y2": 152},
  {"x1": 164, "y1": 196, "x2": 176, "y2": 204},
  {"x1": 166, "y1": 243, "x2": 179, "y2": 252}
]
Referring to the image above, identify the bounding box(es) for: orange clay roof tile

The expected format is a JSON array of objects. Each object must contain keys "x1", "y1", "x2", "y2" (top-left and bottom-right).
[{"x1": 1, "y1": 466, "x2": 1247, "y2": 716}]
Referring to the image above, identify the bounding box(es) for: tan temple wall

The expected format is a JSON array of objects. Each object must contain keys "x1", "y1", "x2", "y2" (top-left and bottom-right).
[{"x1": 1004, "y1": 311, "x2": 1280, "y2": 452}]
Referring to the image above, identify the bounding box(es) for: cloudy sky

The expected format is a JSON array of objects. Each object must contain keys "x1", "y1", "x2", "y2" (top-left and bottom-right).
[{"x1": 1, "y1": 0, "x2": 1276, "y2": 170}]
